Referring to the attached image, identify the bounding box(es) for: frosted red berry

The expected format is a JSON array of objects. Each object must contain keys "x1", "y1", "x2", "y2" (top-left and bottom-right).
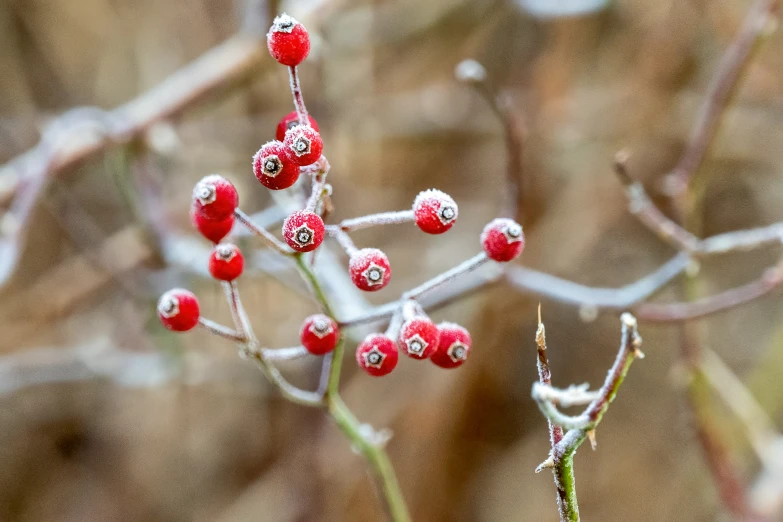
[
  {"x1": 349, "y1": 248, "x2": 391, "y2": 292},
  {"x1": 300, "y1": 314, "x2": 339, "y2": 355},
  {"x1": 282, "y1": 210, "x2": 325, "y2": 252},
  {"x1": 283, "y1": 125, "x2": 323, "y2": 166},
  {"x1": 430, "y1": 323, "x2": 471, "y2": 369},
  {"x1": 157, "y1": 289, "x2": 200, "y2": 332},
  {"x1": 356, "y1": 334, "x2": 399, "y2": 377},
  {"x1": 267, "y1": 14, "x2": 310, "y2": 66},
  {"x1": 191, "y1": 206, "x2": 234, "y2": 243},
  {"x1": 480, "y1": 218, "x2": 525, "y2": 262},
  {"x1": 276, "y1": 111, "x2": 319, "y2": 141},
  {"x1": 253, "y1": 141, "x2": 301, "y2": 190},
  {"x1": 192, "y1": 175, "x2": 238, "y2": 221},
  {"x1": 398, "y1": 317, "x2": 440, "y2": 359},
  {"x1": 413, "y1": 189, "x2": 458, "y2": 234},
  {"x1": 208, "y1": 243, "x2": 244, "y2": 281}
]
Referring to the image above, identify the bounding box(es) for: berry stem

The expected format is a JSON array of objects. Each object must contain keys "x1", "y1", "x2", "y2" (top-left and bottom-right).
[
  {"x1": 325, "y1": 226, "x2": 359, "y2": 256},
  {"x1": 198, "y1": 317, "x2": 245, "y2": 342},
  {"x1": 261, "y1": 346, "x2": 310, "y2": 361},
  {"x1": 293, "y1": 253, "x2": 412, "y2": 522},
  {"x1": 288, "y1": 65, "x2": 309, "y2": 125},
  {"x1": 339, "y1": 210, "x2": 415, "y2": 232},
  {"x1": 404, "y1": 252, "x2": 489, "y2": 300},
  {"x1": 234, "y1": 208, "x2": 292, "y2": 255}
]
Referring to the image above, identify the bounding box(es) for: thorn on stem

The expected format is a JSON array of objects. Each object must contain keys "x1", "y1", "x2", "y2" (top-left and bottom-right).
[
  {"x1": 535, "y1": 456, "x2": 555, "y2": 473},
  {"x1": 587, "y1": 430, "x2": 598, "y2": 450}
]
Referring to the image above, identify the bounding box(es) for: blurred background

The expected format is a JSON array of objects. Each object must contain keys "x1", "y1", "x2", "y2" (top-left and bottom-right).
[{"x1": 2, "y1": 0, "x2": 783, "y2": 520}]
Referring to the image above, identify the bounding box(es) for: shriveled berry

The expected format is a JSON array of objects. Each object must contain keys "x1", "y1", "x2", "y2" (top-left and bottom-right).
[
  {"x1": 208, "y1": 243, "x2": 244, "y2": 281},
  {"x1": 276, "y1": 111, "x2": 319, "y2": 141},
  {"x1": 430, "y1": 322, "x2": 471, "y2": 369},
  {"x1": 398, "y1": 317, "x2": 440, "y2": 359},
  {"x1": 192, "y1": 175, "x2": 238, "y2": 221},
  {"x1": 191, "y1": 206, "x2": 234, "y2": 243},
  {"x1": 356, "y1": 334, "x2": 399, "y2": 377},
  {"x1": 349, "y1": 248, "x2": 391, "y2": 292},
  {"x1": 300, "y1": 314, "x2": 339, "y2": 355},
  {"x1": 480, "y1": 218, "x2": 525, "y2": 262},
  {"x1": 283, "y1": 125, "x2": 323, "y2": 166},
  {"x1": 157, "y1": 289, "x2": 200, "y2": 332},
  {"x1": 253, "y1": 141, "x2": 301, "y2": 190},
  {"x1": 413, "y1": 189, "x2": 458, "y2": 234},
  {"x1": 282, "y1": 210, "x2": 324, "y2": 252},
  {"x1": 267, "y1": 14, "x2": 310, "y2": 66}
]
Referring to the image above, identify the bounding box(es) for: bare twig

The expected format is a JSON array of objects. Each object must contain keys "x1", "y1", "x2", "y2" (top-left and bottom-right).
[
  {"x1": 664, "y1": 0, "x2": 778, "y2": 197},
  {"x1": 338, "y1": 210, "x2": 415, "y2": 232},
  {"x1": 532, "y1": 313, "x2": 644, "y2": 522},
  {"x1": 234, "y1": 208, "x2": 293, "y2": 255}
]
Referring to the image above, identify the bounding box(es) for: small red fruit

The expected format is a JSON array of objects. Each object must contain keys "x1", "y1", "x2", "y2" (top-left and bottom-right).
[
  {"x1": 253, "y1": 141, "x2": 301, "y2": 190},
  {"x1": 283, "y1": 125, "x2": 323, "y2": 166},
  {"x1": 157, "y1": 289, "x2": 200, "y2": 332},
  {"x1": 480, "y1": 218, "x2": 525, "y2": 262},
  {"x1": 349, "y1": 248, "x2": 391, "y2": 292},
  {"x1": 191, "y1": 207, "x2": 234, "y2": 243},
  {"x1": 398, "y1": 317, "x2": 440, "y2": 359},
  {"x1": 192, "y1": 175, "x2": 238, "y2": 221},
  {"x1": 282, "y1": 210, "x2": 325, "y2": 252},
  {"x1": 208, "y1": 243, "x2": 244, "y2": 281},
  {"x1": 413, "y1": 189, "x2": 458, "y2": 234},
  {"x1": 276, "y1": 111, "x2": 319, "y2": 141},
  {"x1": 267, "y1": 14, "x2": 310, "y2": 66},
  {"x1": 300, "y1": 314, "x2": 339, "y2": 355},
  {"x1": 356, "y1": 334, "x2": 399, "y2": 377},
  {"x1": 430, "y1": 323, "x2": 471, "y2": 369}
]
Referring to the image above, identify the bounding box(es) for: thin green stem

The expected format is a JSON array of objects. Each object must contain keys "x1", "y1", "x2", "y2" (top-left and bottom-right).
[{"x1": 293, "y1": 253, "x2": 412, "y2": 522}]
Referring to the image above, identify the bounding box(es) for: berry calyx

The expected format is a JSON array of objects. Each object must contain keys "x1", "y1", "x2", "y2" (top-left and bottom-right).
[
  {"x1": 253, "y1": 141, "x2": 301, "y2": 190},
  {"x1": 430, "y1": 322, "x2": 471, "y2": 369},
  {"x1": 283, "y1": 125, "x2": 323, "y2": 167},
  {"x1": 413, "y1": 189, "x2": 458, "y2": 234},
  {"x1": 192, "y1": 175, "x2": 238, "y2": 221},
  {"x1": 356, "y1": 334, "x2": 399, "y2": 377},
  {"x1": 480, "y1": 218, "x2": 525, "y2": 262},
  {"x1": 157, "y1": 289, "x2": 200, "y2": 332},
  {"x1": 282, "y1": 210, "x2": 325, "y2": 252},
  {"x1": 208, "y1": 243, "x2": 245, "y2": 281},
  {"x1": 276, "y1": 111, "x2": 319, "y2": 141},
  {"x1": 300, "y1": 314, "x2": 339, "y2": 355},
  {"x1": 191, "y1": 207, "x2": 234, "y2": 243},
  {"x1": 349, "y1": 248, "x2": 392, "y2": 292},
  {"x1": 267, "y1": 14, "x2": 310, "y2": 66},
  {"x1": 398, "y1": 317, "x2": 440, "y2": 359}
]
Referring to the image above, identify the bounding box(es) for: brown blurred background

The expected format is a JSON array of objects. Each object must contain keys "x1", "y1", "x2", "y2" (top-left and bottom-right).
[{"x1": 2, "y1": 0, "x2": 783, "y2": 520}]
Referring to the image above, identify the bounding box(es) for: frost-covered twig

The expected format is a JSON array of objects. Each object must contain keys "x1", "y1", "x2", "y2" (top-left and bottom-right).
[{"x1": 533, "y1": 313, "x2": 643, "y2": 522}]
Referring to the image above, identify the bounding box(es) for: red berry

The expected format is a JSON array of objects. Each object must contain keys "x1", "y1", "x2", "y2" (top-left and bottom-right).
[
  {"x1": 356, "y1": 334, "x2": 399, "y2": 377},
  {"x1": 192, "y1": 175, "x2": 238, "y2": 221},
  {"x1": 480, "y1": 218, "x2": 525, "y2": 262},
  {"x1": 398, "y1": 317, "x2": 440, "y2": 359},
  {"x1": 253, "y1": 141, "x2": 301, "y2": 190},
  {"x1": 267, "y1": 14, "x2": 310, "y2": 66},
  {"x1": 349, "y1": 248, "x2": 391, "y2": 292},
  {"x1": 191, "y1": 206, "x2": 234, "y2": 243},
  {"x1": 413, "y1": 189, "x2": 458, "y2": 234},
  {"x1": 276, "y1": 111, "x2": 319, "y2": 141},
  {"x1": 430, "y1": 323, "x2": 471, "y2": 369},
  {"x1": 283, "y1": 125, "x2": 323, "y2": 166},
  {"x1": 300, "y1": 314, "x2": 339, "y2": 355},
  {"x1": 282, "y1": 210, "x2": 325, "y2": 252},
  {"x1": 157, "y1": 289, "x2": 200, "y2": 332},
  {"x1": 208, "y1": 243, "x2": 244, "y2": 281}
]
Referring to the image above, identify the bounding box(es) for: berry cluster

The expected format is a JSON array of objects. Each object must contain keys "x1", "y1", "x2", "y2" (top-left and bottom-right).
[{"x1": 157, "y1": 14, "x2": 526, "y2": 381}]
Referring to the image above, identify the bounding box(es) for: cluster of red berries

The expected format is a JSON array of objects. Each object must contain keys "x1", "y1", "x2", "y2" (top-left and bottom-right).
[{"x1": 157, "y1": 13, "x2": 527, "y2": 380}]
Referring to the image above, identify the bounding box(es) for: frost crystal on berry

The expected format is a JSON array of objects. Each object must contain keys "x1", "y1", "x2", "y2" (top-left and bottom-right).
[
  {"x1": 349, "y1": 248, "x2": 392, "y2": 292},
  {"x1": 195, "y1": 183, "x2": 215, "y2": 205},
  {"x1": 158, "y1": 294, "x2": 179, "y2": 318},
  {"x1": 215, "y1": 244, "x2": 236, "y2": 261},
  {"x1": 192, "y1": 175, "x2": 238, "y2": 221},
  {"x1": 481, "y1": 217, "x2": 525, "y2": 262},
  {"x1": 309, "y1": 316, "x2": 333, "y2": 338},
  {"x1": 271, "y1": 13, "x2": 296, "y2": 33},
  {"x1": 283, "y1": 126, "x2": 323, "y2": 166},
  {"x1": 282, "y1": 210, "x2": 325, "y2": 252},
  {"x1": 431, "y1": 322, "x2": 471, "y2": 369}
]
